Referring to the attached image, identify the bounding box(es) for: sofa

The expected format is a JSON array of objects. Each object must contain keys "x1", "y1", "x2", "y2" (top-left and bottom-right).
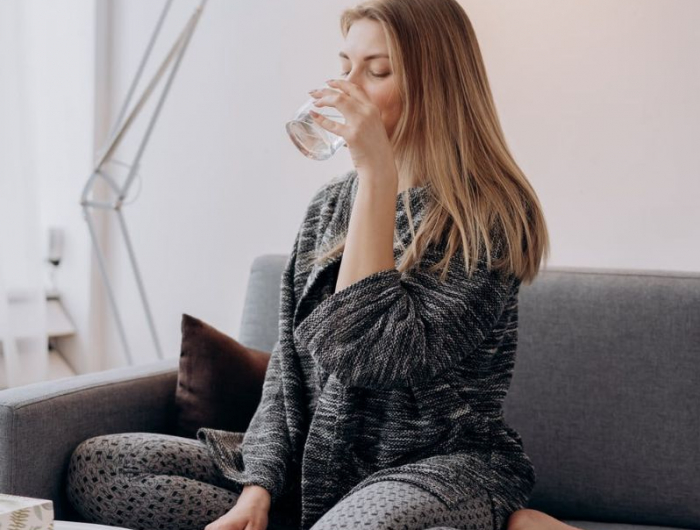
[{"x1": 0, "y1": 255, "x2": 698, "y2": 530}]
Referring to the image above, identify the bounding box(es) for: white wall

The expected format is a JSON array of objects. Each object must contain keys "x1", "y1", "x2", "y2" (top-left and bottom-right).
[
  {"x1": 34, "y1": 0, "x2": 700, "y2": 371},
  {"x1": 97, "y1": 0, "x2": 359, "y2": 368},
  {"x1": 461, "y1": 0, "x2": 700, "y2": 269}
]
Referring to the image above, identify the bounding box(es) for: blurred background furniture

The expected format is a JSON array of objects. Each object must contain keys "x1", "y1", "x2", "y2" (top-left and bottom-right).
[
  {"x1": 0, "y1": 290, "x2": 78, "y2": 390},
  {"x1": 0, "y1": 255, "x2": 698, "y2": 530}
]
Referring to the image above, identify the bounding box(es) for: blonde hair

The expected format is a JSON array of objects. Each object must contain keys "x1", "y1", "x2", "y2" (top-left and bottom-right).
[{"x1": 314, "y1": 0, "x2": 550, "y2": 285}]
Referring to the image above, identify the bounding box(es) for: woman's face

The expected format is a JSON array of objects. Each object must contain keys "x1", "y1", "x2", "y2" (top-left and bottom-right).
[{"x1": 339, "y1": 18, "x2": 401, "y2": 140}]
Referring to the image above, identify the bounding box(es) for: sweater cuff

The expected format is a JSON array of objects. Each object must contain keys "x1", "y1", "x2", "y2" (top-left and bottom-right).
[{"x1": 196, "y1": 427, "x2": 286, "y2": 503}]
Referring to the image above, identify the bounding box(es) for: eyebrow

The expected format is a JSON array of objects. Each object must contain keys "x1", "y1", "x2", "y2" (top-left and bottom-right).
[{"x1": 338, "y1": 51, "x2": 389, "y2": 61}]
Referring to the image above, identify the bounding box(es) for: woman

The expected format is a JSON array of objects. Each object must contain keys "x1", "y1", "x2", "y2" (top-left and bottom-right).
[
  {"x1": 66, "y1": 1, "x2": 574, "y2": 530},
  {"x1": 199, "y1": 1, "x2": 564, "y2": 529}
]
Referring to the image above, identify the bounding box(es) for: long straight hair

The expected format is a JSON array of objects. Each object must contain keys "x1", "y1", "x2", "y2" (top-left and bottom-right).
[{"x1": 314, "y1": 0, "x2": 550, "y2": 285}]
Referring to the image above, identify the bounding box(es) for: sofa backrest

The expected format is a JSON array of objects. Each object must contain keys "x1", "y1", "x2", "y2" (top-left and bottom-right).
[
  {"x1": 238, "y1": 254, "x2": 288, "y2": 352},
  {"x1": 239, "y1": 256, "x2": 700, "y2": 529},
  {"x1": 507, "y1": 266, "x2": 699, "y2": 529}
]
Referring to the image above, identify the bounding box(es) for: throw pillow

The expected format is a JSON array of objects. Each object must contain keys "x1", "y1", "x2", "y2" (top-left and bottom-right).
[{"x1": 172, "y1": 313, "x2": 271, "y2": 439}]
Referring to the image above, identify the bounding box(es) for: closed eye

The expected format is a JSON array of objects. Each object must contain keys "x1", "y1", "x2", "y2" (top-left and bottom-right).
[{"x1": 340, "y1": 71, "x2": 390, "y2": 78}]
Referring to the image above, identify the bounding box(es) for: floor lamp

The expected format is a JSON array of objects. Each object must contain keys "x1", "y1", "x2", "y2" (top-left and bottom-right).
[{"x1": 80, "y1": 0, "x2": 209, "y2": 365}]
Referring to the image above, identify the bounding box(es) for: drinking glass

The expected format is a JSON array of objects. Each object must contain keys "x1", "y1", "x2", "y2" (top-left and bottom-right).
[{"x1": 286, "y1": 82, "x2": 347, "y2": 161}]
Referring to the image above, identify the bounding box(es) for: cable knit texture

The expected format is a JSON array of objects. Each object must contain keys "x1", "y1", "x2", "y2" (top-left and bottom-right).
[{"x1": 196, "y1": 169, "x2": 537, "y2": 530}]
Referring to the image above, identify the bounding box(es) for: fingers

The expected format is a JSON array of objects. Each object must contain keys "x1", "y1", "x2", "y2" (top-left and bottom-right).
[
  {"x1": 309, "y1": 87, "x2": 352, "y2": 118},
  {"x1": 203, "y1": 508, "x2": 258, "y2": 530},
  {"x1": 309, "y1": 109, "x2": 347, "y2": 138},
  {"x1": 326, "y1": 78, "x2": 372, "y2": 104},
  {"x1": 242, "y1": 516, "x2": 267, "y2": 530},
  {"x1": 307, "y1": 79, "x2": 378, "y2": 144}
]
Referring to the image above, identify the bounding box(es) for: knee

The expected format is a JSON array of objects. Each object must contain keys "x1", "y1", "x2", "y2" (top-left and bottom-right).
[
  {"x1": 506, "y1": 508, "x2": 540, "y2": 530},
  {"x1": 68, "y1": 436, "x2": 98, "y2": 484},
  {"x1": 68, "y1": 435, "x2": 114, "y2": 474},
  {"x1": 66, "y1": 435, "x2": 120, "y2": 506}
]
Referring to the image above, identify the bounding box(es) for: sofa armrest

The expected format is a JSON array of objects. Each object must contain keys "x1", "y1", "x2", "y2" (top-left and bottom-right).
[{"x1": 0, "y1": 357, "x2": 179, "y2": 520}]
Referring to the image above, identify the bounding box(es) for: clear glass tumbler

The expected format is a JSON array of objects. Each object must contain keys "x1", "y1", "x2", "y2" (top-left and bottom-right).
[{"x1": 285, "y1": 82, "x2": 347, "y2": 161}]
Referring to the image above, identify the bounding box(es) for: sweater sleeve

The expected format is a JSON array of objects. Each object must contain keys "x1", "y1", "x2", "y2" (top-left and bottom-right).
[
  {"x1": 196, "y1": 339, "x2": 291, "y2": 502},
  {"x1": 235, "y1": 335, "x2": 292, "y2": 501},
  {"x1": 197, "y1": 231, "x2": 301, "y2": 504},
  {"x1": 292, "y1": 241, "x2": 517, "y2": 390},
  {"x1": 197, "y1": 176, "x2": 350, "y2": 501}
]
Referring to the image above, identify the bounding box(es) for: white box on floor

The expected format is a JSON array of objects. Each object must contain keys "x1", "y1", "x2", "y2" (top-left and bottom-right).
[{"x1": 0, "y1": 493, "x2": 54, "y2": 530}]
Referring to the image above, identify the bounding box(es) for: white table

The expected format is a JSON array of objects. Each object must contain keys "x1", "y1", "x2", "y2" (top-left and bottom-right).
[{"x1": 54, "y1": 520, "x2": 133, "y2": 530}]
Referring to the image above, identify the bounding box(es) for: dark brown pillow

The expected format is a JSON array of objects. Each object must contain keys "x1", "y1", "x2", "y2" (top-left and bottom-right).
[{"x1": 172, "y1": 313, "x2": 271, "y2": 439}]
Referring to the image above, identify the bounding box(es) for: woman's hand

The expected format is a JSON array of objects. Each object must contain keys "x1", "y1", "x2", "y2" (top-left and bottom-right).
[
  {"x1": 309, "y1": 78, "x2": 397, "y2": 180},
  {"x1": 204, "y1": 486, "x2": 271, "y2": 530}
]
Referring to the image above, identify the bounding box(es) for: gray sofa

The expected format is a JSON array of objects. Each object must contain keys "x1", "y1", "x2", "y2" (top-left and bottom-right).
[{"x1": 1, "y1": 255, "x2": 698, "y2": 530}]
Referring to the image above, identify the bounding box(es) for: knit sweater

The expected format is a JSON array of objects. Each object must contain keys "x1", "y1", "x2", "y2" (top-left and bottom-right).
[{"x1": 197, "y1": 169, "x2": 537, "y2": 530}]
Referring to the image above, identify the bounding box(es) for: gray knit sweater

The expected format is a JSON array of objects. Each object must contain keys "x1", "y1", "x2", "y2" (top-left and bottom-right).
[{"x1": 197, "y1": 169, "x2": 537, "y2": 530}]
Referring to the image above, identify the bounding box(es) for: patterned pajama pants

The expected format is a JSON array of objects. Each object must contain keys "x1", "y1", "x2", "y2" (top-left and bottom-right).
[{"x1": 66, "y1": 432, "x2": 495, "y2": 530}]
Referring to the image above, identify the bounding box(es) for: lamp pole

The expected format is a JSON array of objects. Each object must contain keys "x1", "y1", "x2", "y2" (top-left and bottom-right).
[{"x1": 80, "y1": 0, "x2": 208, "y2": 364}]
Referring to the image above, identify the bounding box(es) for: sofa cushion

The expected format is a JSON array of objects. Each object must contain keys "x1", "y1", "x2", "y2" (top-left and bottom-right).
[
  {"x1": 173, "y1": 313, "x2": 270, "y2": 439},
  {"x1": 505, "y1": 268, "x2": 700, "y2": 528}
]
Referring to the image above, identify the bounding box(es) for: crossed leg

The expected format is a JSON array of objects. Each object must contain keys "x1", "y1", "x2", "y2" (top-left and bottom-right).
[
  {"x1": 65, "y1": 432, "x2": 296, "y2": 530},
  {"x1": 310, "y1": 479, "x2": 493, "y2": 530}
]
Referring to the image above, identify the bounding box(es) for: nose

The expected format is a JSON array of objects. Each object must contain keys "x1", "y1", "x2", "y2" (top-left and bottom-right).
[{"x1": 344, "y1": 70, "x2": 363, "y2": 88}]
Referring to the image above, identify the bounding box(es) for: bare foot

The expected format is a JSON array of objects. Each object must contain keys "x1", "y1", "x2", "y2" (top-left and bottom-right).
[{"x1": 507, "y1": 508, "x2": 584, "y2": 530}]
